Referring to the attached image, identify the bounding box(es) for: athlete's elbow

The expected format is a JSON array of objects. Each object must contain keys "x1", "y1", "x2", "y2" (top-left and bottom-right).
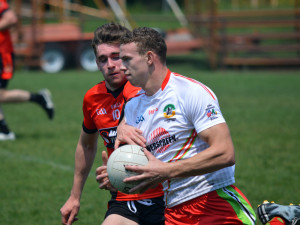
[
  {"x1": 225, "y1": 155, "x2": 235, "y2": 167},
  {"x1": 225, "y1": 150, "x2": 235, "y2": 166}
]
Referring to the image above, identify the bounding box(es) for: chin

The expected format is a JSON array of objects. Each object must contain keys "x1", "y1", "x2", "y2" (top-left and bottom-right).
[
  {"x1": 115, "y1": 78, "x2": 128, "y2": 85},
  {"x1": 126, "y1": 76, "x2": 135, "y2": 83}
]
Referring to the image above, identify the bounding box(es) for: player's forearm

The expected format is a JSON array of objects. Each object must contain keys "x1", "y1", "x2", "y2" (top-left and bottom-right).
[
  {"x1": 70, "y1": 144, "x2": 97, "y2": 199},
  {"x1": 168, "y1": 145, "x2": 235, "y2": 178},
  {"x1": 169, "y1": 123, "x2": 235, "y2": 178}
]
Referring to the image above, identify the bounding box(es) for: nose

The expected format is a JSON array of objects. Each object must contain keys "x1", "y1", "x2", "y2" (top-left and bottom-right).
[
  {"x1": 120, "y1": 62, "x2": 127, "y2": 72},
  {"x1": 107, "y1": 58, "x2": 115, "y2": 69}
]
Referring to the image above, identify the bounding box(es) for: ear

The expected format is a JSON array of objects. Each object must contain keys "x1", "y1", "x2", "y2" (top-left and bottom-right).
[{"x1": 146, "y1": 51, "x2": 154, "y2": 65}]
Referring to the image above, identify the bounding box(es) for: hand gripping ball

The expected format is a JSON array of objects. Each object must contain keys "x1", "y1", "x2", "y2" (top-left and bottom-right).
[{"x1": 107, "y1": 145, "x2": 148, "y2": 194}]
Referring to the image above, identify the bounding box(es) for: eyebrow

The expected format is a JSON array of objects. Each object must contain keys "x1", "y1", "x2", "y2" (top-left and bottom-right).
[{"x1": 98, "y1": 52, "x2": 120, "y2": 59}]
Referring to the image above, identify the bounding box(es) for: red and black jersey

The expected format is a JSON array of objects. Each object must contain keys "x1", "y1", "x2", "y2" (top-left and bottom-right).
[
  {"x1": 82, "y1": 80, "x2": 164, "y2": 201},
  {"x1": 0, "y1": 0, "x2": 14, "y2": 54},
  {"x1": 83, "y1": 80, "x2": 138, "y2": 156}
]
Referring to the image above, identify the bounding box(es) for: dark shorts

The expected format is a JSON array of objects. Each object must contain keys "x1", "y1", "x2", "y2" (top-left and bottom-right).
[
  {"x1": 0, "y1": 78, "x2": 9, "y2": 89},
  {"x1": 105, "y1": 196, "x2": 165, "y2": 225}
]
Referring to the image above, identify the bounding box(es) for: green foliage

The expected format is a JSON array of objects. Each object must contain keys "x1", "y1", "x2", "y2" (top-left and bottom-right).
[{"x1": 0, "y1": 65, "x2": 299, "y2": 224}]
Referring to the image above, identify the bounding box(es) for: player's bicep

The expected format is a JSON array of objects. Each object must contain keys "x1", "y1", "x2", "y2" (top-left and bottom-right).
[
  {"x1": 198, "y1": 123, "x2": 235, "y2": 163},
  {"x1": 79, "y1": 128, "x2": 98, "y2": 149},
  {"x1": 184, "y1": 85, "x2": 225, "y2": 134},
  {"x1": 199, "y1": 123, "x2": 229, "y2": 144}
]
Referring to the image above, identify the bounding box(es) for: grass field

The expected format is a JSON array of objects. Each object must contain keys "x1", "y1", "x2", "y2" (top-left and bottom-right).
[{"x1": 0, "y1": 60, "x2": 299, "y2": 224}]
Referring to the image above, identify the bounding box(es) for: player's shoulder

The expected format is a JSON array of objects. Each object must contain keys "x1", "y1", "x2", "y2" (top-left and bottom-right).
[
  {"x1": 171, "y1": 72, "x2": 201, "y2": 86},
  {"x1": 170, "y1": 72, "x2": 217, "y2": 100},
  {"x1": 83, "y1": 81, "x2": 109, "y2": 105},
  {"x1": 85, "y1": 81, "x2": 106, "y2": 96},
  {"x1": 170, "y1": 72, "x2": 203, "y2": 92},
  {"x1": 128, "y1": 90, "x2": 144, "y2": 102},
  {"x1": 123, "y1": 81, "x2": 141, "y2": 97},
  {"x1": 125, "y1": 89, "x2": 144, "y2": 108},
  {"x1": 124, "y1": 80, "x2": 139, "y2": 91}
]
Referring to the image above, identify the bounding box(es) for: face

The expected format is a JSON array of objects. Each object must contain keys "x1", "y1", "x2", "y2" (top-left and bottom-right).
[
  {"x1": 95, "y1": 43, "x2": 127, "y2": 91},
  {"x1": 120, "y1": 42, "x2": 149, "y2": 88}
]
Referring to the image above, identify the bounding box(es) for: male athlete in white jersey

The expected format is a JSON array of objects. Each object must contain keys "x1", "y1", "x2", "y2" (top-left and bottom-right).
[
  {"x1": 60, "y1": 23, "x2": 164, "y2": 225},
  {"x1": 115, "y1": 27, "x2": 257, "y2": 225}
]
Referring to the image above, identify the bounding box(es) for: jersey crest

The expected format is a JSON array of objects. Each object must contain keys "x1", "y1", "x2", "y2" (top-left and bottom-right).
[{"x1": 99, "y1": 127, "x2": 117, "y2": 149}]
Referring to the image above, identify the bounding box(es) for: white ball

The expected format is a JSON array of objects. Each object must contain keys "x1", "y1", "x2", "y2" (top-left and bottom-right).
[{"x1": 107, "y1": 145, "x2": 148, "y2": 194}]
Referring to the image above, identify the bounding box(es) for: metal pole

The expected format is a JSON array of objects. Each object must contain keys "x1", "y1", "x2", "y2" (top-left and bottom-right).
[
  {"x1": 166, "y1": 0, "x2": 188, "y2": 27},
  {"x1": 106, "y1": 0, "x2": 132, "y2": 30}
]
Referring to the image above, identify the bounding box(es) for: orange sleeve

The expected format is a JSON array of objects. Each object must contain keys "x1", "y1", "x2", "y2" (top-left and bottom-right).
[{"x1": 123, "y1": 82, "x2": 141, "y2": 101}]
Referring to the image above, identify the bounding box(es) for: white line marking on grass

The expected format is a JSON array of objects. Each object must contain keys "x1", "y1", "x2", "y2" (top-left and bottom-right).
[{"x1": 0, "y1": 149, "x2": 74, "y2": 172}]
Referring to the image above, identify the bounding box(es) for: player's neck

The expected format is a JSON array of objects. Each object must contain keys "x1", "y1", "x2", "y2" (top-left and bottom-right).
[{"x1": 144, "y1": 66, "x2": 168, "y2": 96}]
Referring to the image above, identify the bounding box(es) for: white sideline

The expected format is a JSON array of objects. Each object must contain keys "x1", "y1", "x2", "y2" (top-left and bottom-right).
[{"x1": 0, "y1": 149, "x2": 74, "y2": 172}]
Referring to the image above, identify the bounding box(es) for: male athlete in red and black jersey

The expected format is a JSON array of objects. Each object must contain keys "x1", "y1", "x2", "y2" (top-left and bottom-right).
[
  {"x1": 60, "y1": 23, "x2": 164, "y2": 225},
  {"x1": 0, "y1": 0, "x2": 54, "y2": 140}
]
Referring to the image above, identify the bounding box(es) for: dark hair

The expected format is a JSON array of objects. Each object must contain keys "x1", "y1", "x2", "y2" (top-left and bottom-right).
[
  {"x1": 120, "y1": 27, "x2": 167, "y2": 63},
  {"x1": 92, "y1": 22, "x2": 130, "y2": 55}
]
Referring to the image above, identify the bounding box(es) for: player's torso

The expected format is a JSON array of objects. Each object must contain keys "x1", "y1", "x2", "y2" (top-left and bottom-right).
[
  {"x1": 0, "y1": 30, "x2": 13, "y2": 52},
  {"x1": 127, "y1": 75, "x2": 204, "y2": 162},
  {"x1": 0, "y1": 2, "x2": 14, "y2": 53},
  {"x1": 88, "y1": 88, "x2": 124, "y2": 150}
]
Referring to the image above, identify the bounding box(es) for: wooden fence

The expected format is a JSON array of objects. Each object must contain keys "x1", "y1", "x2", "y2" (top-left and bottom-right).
[{"x1": 185, "y1": 0, "x2": 300, "y2": 68}]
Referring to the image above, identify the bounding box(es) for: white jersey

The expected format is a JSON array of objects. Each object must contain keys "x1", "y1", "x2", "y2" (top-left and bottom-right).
[{"x1": 125, "y1": 70, "x2": 235, "y2": 208}]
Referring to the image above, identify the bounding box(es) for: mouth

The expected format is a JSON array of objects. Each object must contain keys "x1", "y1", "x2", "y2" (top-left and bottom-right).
[{"x1": 110, "y1": 72, "x2": 119, "y2": 76}]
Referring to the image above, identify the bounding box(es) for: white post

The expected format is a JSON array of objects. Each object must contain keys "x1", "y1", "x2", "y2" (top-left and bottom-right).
[
  {"x1": 107, "y1": 0, "x2": 132, "y2": 30},
  {"x1": 166, "y1": 0, "x2": 188, "y2": 27}
]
